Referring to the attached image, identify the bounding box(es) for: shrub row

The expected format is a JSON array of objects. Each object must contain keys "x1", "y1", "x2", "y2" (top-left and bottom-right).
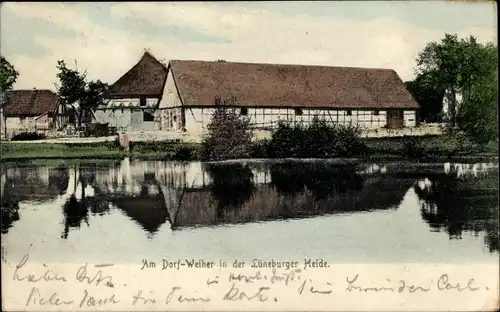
[
  {"x1": 248, "y1": 118, "x2": 368, "y2": 159},
  {"x1": 130, "y1": 141, "x2": 200, "y2": 160},
  {"x1": 10, "y1": 132, "x2": 47, "y2": 141}
]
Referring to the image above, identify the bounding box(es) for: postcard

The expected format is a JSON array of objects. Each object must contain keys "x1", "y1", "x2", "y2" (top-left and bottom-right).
[{"x1": 1, "y1": 1, "x2": 498, "y2": 311}]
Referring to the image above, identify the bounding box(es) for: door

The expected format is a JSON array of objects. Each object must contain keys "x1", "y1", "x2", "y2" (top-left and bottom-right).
[{"x1": 387, "y1": 109, "x2": 404, "y2": 129}]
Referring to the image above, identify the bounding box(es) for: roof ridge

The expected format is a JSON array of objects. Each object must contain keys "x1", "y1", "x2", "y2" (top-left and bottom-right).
[
  {"x1": 107, "y1": 49, "x2": 169, "y2": 96},
  {"x1": 142, "y1": 50, "x2": 168, "y2": 70},
  {"x1": 10, "y1": 89, "x2": 55, "y2": 92},
  {"x1": 169, "y1": 59, "x2": 397, "y2": 72}
]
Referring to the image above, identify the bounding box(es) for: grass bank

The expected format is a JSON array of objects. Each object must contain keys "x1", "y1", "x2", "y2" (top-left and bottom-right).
[
  {"x1": 1, "y1": 134, "x2": 497, "y2": 162},
  {"x1": 0, "y1": 140, "x2": 201, "y2": 162},
  {"x1": 364, "y1": 135, "x2": 498, "y2": 160}
]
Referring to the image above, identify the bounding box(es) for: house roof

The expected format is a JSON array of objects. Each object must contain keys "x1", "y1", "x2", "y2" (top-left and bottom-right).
[
  {"x1": 107, "y1": 51, "x2": 168, "y2": 97},
  {"x1": 169, "y1": 60, "x2": 420, "y2": 109},
  {"x1": 2, "y1": 89, "x2": 59, "y2": 117}
]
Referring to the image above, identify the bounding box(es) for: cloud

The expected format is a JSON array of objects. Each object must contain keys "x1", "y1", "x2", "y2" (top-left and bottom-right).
[{"x1": 1, "y1": 2, "x2": 496, "y2": 90}]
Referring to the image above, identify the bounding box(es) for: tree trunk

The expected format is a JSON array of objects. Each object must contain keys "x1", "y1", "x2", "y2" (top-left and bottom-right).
[
  {"x1": 78, "y1": 107, "x2": 83, "y2": 137},
  {"x1": 448, "y1": 87, "x2": 457, "y2": 128}
]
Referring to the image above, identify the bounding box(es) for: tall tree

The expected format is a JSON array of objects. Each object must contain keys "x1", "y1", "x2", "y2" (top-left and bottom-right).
[
  {"x1": 415, "y1": 34, "x2": 496, "y2": 127},
  {"x1": 55, "y1": 60, "x2": 109, "y2": 131},
  {"x1": 201, "y1": 96, "x2": 253, "y2": 161},
  {"x1": 0, "y1": 56, "x2": 19, "y2": 103},
  {"x1": 405, "y1": 71, "x2": 445, "y2": 123},
  {"x1": 457, "y1": 63, "x2": 498, "y2": 144}
]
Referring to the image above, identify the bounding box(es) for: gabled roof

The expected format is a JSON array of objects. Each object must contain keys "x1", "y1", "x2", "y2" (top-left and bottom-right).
[
  {"x1": 108, "y1": 51, "x2": 168, "y2": 97},
  {"x1": 2, "y1": 89, "x2": 59, "y2": 117},
  {"x1": 169, "y1": 60, "x2": 420, "y2": 109}
]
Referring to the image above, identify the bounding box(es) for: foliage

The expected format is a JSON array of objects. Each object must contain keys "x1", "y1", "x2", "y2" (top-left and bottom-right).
[
  {"x1": 0, "y1": 56, "x2": 19, "y2": 102},
  {"x1": 55, "y1": 60, "x2": 109, "y2": 129},
  {"x1": 405, "y1": 71, "x2": 445, "y2": 122},
  {"x1": 400, "y1": 137, "x2": 425, "y2": 158},
  {"x1": 267, "y1": 117, "x2": 367, "y2": 158},
  {"x1": 415, "y1": 34, "x2": 497, "y2": 127},
  {"x1": 128, "y1": 141, "x2": 200, "y2": 160},
  {"x1": 201, "y1": 96, "x2": 253, "y2": 161},
  {"x1": 270, "y1": 162, "x2": 363, "y2": 200},
  {"x1": 174, "y1": 144, "x2": 197, "y2": 161},
  {"x1": 250, "y1": 139, "x2": 270, "y2": 158},
  {"x1": 364, "y1": 134, "x2": 494, "y2": 159},
  {"x1": 457, "y1": 63, "x2": 498, "y2": 144},
  {"x1": 204, "y1": 163, "x2": 255, "y2": 210},
  {"x1": 11, "y1": 132, "x2": 47, "y2": 141}
]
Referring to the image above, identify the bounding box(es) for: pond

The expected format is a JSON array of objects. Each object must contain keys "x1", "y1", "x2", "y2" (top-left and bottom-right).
[{"x1": 1, "y1": 158, "x2": 498, "y2": 265}]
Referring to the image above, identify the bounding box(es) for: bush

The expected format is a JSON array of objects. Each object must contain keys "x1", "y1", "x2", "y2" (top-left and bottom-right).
[
  {"x1": 400, "y1": 136, "x2": 425, "y2": 158},
  {"x1": 250, "y1": 139, "x2": 270, "y2": 158},
  {"x1": 201, "y1": 96, "x2": 253, "y2": 161},
  {"x1": 266, "y1": 121, "x2": 306, "y2": 158},
  {"x1": 173, "y1": 144, "x2": 198, "y2": 161},
  {"x1": 11, "y1": 132, "x2": 47, "y2": 141},
  {"x1": 267, "y1": 117, "x2": 367, "y2": 158}
]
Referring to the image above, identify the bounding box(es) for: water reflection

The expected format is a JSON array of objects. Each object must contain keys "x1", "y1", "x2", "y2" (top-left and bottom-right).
[
  {"x1": 414, "y1": 167, "x2": 499, "y2": 252},
  {"x1": 204, "y1": 163, "x2": 256, "y2": 220},
  {"x1": 1, "y1": 159, "x2": 498, "y2": 254},
  {"x1": 61, "y1": 166, "x2": 111, "y2": 238},
  {"x1": 1, "y1": 201, "x2": 19, "y2": 234}
]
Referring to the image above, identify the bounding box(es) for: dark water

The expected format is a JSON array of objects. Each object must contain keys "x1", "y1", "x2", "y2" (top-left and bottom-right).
[{"x1": 1, "y1": 159, "x2": 498, "y2": 264}]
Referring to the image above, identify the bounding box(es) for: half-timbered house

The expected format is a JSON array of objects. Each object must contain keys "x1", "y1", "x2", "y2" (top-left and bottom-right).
[
  {"x1": 0, "y1": 89, "x2": 68, "y2": 138},
  {"x1": 160, "y1": 60, "x2": 420, "y2": 136},
  {"x1": 93, "y1": 51, "x2": 168, "y2": 132}
]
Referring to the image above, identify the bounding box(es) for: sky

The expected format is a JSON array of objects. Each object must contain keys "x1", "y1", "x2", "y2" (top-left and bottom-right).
[{"x1": 1, "y1": 1, "x2": 497, "y2": 90}]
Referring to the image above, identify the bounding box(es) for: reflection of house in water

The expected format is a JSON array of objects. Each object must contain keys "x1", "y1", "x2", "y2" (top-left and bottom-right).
[
  {"x1": 83, "y1": 159, "x2": 417, "y2": 232},
  {"x1": 166, "y1": 163, "x2": 416, "y2": 229},
  {"x1": 92, "y1": 159, "x2": 170, "y2": 234},
  {"x1": 414, "y1": 164, "x2": 499, "y2": 253},
  {"x1": 1, "y1": 166, "x2": 70, "y2": 204},
  {"x1": 7, "y1": 159, "x2": 496, "y2": 242}
]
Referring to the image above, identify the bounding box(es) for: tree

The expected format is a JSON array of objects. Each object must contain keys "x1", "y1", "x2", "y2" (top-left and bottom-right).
[
  {"x1": 415, "y1": 34, "x2": 496, "y2": 127},
  {"x1": 201, "y1": 96, "x2": 252, "y2": 161},
  {"x1": 0, "y1": 56, "x2": 19, "y2": 103},
  {"x1": 457, "y1": 66, "x2": 498, "y2": 144},
  {"x1": 405, "y1": 71, "x2": 445, "y2": 123},
  {"x1": 55, "y1": 60, "x2": 109, "y2": 131}
]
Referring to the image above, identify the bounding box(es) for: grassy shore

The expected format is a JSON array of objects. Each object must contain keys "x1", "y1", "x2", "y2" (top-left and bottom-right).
[
  {"x1": 0, "y1": 140, "x2": 199, "y2": 161},
  {"x1": 1, "y1": 134, "x2": 497, "y2": 162}
]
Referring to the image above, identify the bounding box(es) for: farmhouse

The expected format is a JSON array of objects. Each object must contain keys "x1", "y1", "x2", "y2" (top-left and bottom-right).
[
  {"x1": 93, "y1": 51, "x2": 169, "y2": 132},
  {"x1": 159, "y1": 60, "x2": 420, "y2": 136},
  {"x1": 0, "y1": 89, "x2": 67, "y2": 138}
]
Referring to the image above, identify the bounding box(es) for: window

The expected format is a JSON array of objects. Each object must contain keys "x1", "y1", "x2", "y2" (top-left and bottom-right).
[
  {"x1": 140, "y1": 96, "x2": 147, "y2": 107},
  {"x1": 346, "y1": 109, "x2": 352, "y2": 116},
  {"x1": 143, "y1": 111, "x2": 155, "y2": 122},
  {"x1": 295, "y1": 108, "x2": 303, "y2": 116},
  {"x1": 240, "y1": 107, "x2": 248, "y2": 116},
  {"x1": 373, "y1": 110, "x2": 380, "y2": 116}
]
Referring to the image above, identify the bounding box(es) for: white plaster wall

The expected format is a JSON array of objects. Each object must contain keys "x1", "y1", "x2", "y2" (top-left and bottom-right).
[
  {"x1": 159, "y1": 69, "x2": 183, "y2": 109},
  {"x1": 404, "y1": 110, "x2": 417, "y2": 127},
  {"x1": 185, "y1": 108, "x2": 204, "y2": 135},
  {"x1": 5, "y1": 116, "x2": 36, "y2": 131},
  {"x1": 94, "y1": 108, "x2": 160, "y2": 132},
  {"x1": 94, "y1": 109, "x2": 132, "y2": 131}
]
